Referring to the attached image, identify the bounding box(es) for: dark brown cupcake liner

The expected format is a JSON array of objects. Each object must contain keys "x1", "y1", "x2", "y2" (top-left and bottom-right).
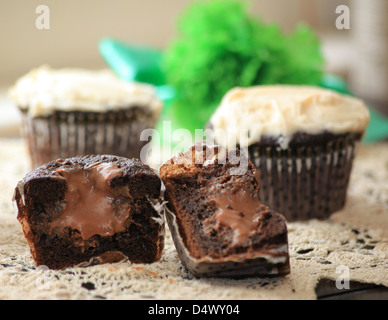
[
  {"x1": 248, "y1": 133, "x2": 361, "y2": 221},
  {"x1": 165, "y1": 205, "x2": 290, "y2": 278},
  {"x1": 20, "y1": 107, "x2": 156, "y2": 168}
]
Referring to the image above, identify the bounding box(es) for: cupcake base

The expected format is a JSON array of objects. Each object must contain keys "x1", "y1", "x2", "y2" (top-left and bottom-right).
[
  {"x1": 21, "y1": 108, "x2": 156, "y2": 168},
  {"x1": 247, "y1": 132, "x2": 362, "y2": 221},
  {"x1": 165, "y1": 205, "x2": 290, "y2": 278}
]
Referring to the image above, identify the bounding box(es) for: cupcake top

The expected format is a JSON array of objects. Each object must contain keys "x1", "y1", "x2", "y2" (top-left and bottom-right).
[
  {"x1": 209, "y1": 85, "x2": 370, "y2": 148},
  {"x1": 9, "y1": 65, "x2": 163, "y2": 118}
]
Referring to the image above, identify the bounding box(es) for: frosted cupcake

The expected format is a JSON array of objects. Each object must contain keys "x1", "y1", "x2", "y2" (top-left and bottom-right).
[
  {"x1": 9, "y1": 65, "x2": 162, "y2": 168},
  {"x1": 207, "y1": 85, "x2": 370, "y2": 221}
]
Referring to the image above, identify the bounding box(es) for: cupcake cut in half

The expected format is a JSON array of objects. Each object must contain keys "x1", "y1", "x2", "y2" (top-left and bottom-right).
[
  {"x1": 208, "y1": 85, "x2": 370, "y2": 221},
  {"x1": 13, "y1": 155, "x2": 164, "y2": 269},
  {"x1": 9, "y1": 65, "x2": 163, "y2": 168},
  {"x1": 160, "y1": 142, "x2": 290, "y2": 278}
]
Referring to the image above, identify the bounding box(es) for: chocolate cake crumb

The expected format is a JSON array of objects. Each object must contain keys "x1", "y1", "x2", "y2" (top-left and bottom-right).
[
  {"x1": 14, "y1": 154, "x2": 164, "y2": 269},
  {"x1": 160, "y1": 142, "x2": 290, "y2": 277}
]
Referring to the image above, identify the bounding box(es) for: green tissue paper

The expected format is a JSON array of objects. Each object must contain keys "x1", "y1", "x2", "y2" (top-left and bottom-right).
[{"x1": 163, "y1": 0, "x2": 325, "y2": 132}]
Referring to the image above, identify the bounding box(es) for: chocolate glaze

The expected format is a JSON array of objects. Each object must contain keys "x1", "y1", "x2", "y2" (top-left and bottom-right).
[{"x1": 51, "y1": 163, "x2": 129, "y2": 240}]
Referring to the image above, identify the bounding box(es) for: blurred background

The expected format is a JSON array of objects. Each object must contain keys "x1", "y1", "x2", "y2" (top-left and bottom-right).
[{"x1": 0, "y1": 0, "x2": 387, "y2": 137}]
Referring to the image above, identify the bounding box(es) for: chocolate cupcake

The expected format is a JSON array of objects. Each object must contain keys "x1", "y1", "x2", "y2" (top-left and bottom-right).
[
  {"x1": 207, "y1": 85, "x2": 370, "y2": 221},
  {"x1": 13, "y1": 154, "x2": 165, "y2": 269},
  {"x1": 9, "y1": 65, "x2": 162, "y2": 168},
  {"x1": 160, "y1": 142, "x2": 290, "y2": 278}
]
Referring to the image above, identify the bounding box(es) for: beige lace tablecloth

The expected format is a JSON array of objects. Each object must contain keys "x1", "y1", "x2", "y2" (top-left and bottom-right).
[{"x1": 0, "y1": 138, "x2": 387, "y2": 300}]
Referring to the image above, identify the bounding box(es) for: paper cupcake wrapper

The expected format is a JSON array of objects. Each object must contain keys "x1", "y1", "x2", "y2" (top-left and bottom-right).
[
  {"x1": 248, "y1": 136, "x2": 359, "y2": 221},
  {"x1": 21, "y1": 108, "x2": 156, "y2": 168},
  {"x1": 165, "y1": 205, "x2": 290, "y2": 278}
]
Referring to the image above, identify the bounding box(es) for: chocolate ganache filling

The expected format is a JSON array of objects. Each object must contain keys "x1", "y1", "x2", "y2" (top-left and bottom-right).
[
  {"x1": 208, "y1": 188, "x2": 267, "y2": 246},
  {"x1": 50, "y1": 163, "x2": 130, "y2": 240}
]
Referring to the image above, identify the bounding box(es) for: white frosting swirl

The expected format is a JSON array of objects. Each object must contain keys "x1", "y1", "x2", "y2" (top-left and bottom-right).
[
  {"x1": 9, "y1": 65, "x2": 163, "y2": 118},
  {"x1": 209, "y1": 85, "x2": 370, "y2": 148}
]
